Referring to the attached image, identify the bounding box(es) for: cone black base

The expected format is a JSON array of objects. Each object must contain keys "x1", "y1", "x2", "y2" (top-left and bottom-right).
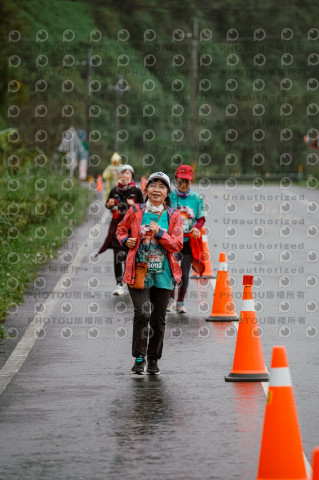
[
  {"x1": 225, "y1": 372, "x2": 269, "y2": 382},
  {"x1": 190, "y1": 275, "x2": 215, "y2": 279},
  {"x1": 206, "y1": 315, "x2": 239, "y2": 322}
]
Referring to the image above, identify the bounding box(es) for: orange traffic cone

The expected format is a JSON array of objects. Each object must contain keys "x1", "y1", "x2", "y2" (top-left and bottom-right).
[
  {"x1": 312, "y1": 448, "x2": 319, "y2": 480},
  {"x1": 225, "y1": 275, "x2": 269, "y2": 381},
  {"x1": 96, "y1": 174, "x2": 103, "y2": 191},
  {"x1": 255, "y1": 346, "x2": 308, "y2": 479},
  {"x1": 206, "y1": 252, "x2": 238, "y2": 322},
  {"x1": 190, "y1": 227, "x2": 214, "y2": 279}
]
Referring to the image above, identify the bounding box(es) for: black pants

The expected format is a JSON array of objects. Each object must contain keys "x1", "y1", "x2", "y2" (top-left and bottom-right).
[
  {"x1": 113, "y1": 249, "x2": 127, "y2": 284},
  {"x1": 128, "y1": 286, "x2": 172, "y2": 359},
  {"x1": 171, "y1": 241, "x2": 193, "y2": 302}
]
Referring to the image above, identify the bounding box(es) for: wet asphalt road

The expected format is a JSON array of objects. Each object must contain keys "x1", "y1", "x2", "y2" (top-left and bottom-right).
[{"x1": 0, "y1": 182, "x2": 318, "y2": 479}]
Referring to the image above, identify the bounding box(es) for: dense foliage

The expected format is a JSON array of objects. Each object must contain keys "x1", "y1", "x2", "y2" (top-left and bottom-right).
[{"x1": 0, "y1": 0, "x2": 318, "y2": 179}]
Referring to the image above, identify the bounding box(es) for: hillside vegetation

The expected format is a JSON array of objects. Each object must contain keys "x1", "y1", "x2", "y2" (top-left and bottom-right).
[{"x1": 1, "y1": 0, "x2": 318, "y2": 178}]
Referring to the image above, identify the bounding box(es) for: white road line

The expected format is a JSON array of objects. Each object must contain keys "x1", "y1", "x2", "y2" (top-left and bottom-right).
[
  {"x1": 0, "y1": 211, "x2": 108, "y2": 396},
  {"x1": 304, "y1": 453, "x2": 313, "y2": 479},
  {"x1": 210, "y1": 278, "x2": 216, "y2": 289},
  {"x1": 261, "y1": 380, "x2": 268, "y2": 396}
]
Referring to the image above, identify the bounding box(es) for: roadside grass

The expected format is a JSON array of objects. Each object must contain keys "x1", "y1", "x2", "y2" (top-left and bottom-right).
[
  {"x1": 0, "y1": 135, "x2": 94, "y2": 336},
  {"x1": 0, "y1": 183, "x2": 93, "y2": 327}
]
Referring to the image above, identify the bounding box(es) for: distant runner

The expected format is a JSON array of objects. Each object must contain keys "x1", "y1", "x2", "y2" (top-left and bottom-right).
[{"x1": 168, "y1": 165, "x2": 206, "y2": 313}]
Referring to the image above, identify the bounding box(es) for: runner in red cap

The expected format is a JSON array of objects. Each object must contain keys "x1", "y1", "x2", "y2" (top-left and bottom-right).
[{"x1": 168, "y1": 165, "x2": 206, "y2": 313}]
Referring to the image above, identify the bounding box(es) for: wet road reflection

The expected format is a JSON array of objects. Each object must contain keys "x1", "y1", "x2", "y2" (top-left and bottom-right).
[
  {"x1": 210, "y1": 321, "x2": 237, "y2": 344},
  {"x1": 108, "y1": 376, "x2": 175, "y2": 478},
  {"x1": 231, "y1": 383, "x2": 265, "y2": 433},
  {"x1": 105, "y1": 341, "x2": 266, "y2": 480},
  {"x1": 1, "y1": 183, "x2": 317, "y2": 479}
]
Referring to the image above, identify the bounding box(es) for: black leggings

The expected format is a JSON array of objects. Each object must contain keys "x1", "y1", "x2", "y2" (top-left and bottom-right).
[
  {"x1": 128, "y1": 286, "x2": 172, "y2": 359},
  {"x1": 113, "y1": 249, "x2": 127, "y2": 284},
  {"x1": 171, "y1": 241, "x2": 193, "y2": 302}
]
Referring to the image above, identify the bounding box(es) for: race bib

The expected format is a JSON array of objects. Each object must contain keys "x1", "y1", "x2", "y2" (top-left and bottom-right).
[{"x1": 147, "y1": 243, "x2": 165, "y2": 272}]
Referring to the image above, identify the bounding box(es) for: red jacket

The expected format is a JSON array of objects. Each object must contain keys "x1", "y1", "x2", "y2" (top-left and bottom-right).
[{"x1": 116, "y1": 203, "x2": 183, "y2": 286}]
